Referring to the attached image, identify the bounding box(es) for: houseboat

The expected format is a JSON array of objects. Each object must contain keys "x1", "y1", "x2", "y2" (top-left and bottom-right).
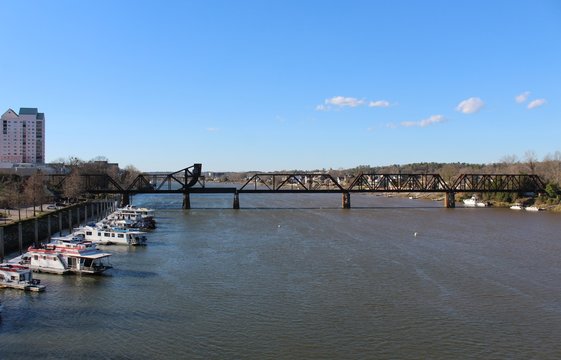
[
  {"x1": 74, "y1": 225, "x2": 147, "y2": 246},
  {"x1": 0, "y1": 263, "x2": 46, "y2": 291},
  {"x1": 104, "y1": 206, "x2": 156, "y2": 230},
  {"x1": 16, "y1": 235, "x2": 112, "y2": 275}
]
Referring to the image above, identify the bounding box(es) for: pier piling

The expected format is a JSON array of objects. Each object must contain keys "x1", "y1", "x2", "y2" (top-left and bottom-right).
[
  {"x1": 233, "y1": 192, "x2": 240, "y2": 209},
  {"x1": 342, "y1": 192, "x2": 351, "y2": 209},
  {"x1": 34, "y1": 218, "x2": 39, "y2": 246},
  {"x1": 121, "y1": 193, "x2": 130, "y2": 207},
  {"x1": 18, "y1": 223, "x2": 23, "y2": 254},
  {"x1": 182, "y1": 192, "x2": 191, "y2": 209},
  {"x1": 444, "y1": 191, "x2": 456, "y2": 208}
]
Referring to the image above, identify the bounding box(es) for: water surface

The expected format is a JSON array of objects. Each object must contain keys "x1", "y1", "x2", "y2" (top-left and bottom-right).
[{"x1": 1, "y1": 193, "x2": 561, "y2": 359}]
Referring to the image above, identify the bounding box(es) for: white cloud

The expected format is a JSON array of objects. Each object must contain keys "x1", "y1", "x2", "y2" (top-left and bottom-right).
[
  {"x1": 325, "y1": 96, "x2": 364, "y2": 107},
  {"x1": 527, "y1": 98, "x2": 547, "y2": 109},
  {"x1": 456, "y1": 97, "x2": 484, "y2": 114},
  {"x1": 315, "y1": 104, "x2": 330, "y2": 111},
  {"x1": 401, "y1": 115, "x2": 445, "y2": 128},
  {"x1": 369, "y1": 100, "x2": 391, "y2": 108},
  {"x1": 515, "y1": 91, "x2": 530, "y2": 103}
]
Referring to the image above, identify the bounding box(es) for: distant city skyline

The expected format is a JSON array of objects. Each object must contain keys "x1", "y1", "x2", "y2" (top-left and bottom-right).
[{"x1": 1, "y1": 0, "x2": 559, "y2": 172}]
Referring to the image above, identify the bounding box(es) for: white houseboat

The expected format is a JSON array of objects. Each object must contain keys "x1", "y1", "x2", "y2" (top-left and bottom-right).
[
  {"x1": 74, "y1": 225, "x2": 147, "y2": 246},
  {"x1": 0, "y1": 263, "x2": 46, "y2": 291},
  {"x1": 16, "y1": 236, "x2": 112, "y2": 275},
  {"x1": 118, "y1": 205, "x2": 155, "y2": 220},
  {"x1": 112, "y1": 205, "x2": 156, "y2": 229}
]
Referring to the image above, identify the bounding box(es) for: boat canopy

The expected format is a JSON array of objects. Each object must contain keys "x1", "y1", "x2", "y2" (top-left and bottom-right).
[{"x1": 75, "y1": 253, "x2": 112, "y2": 260}]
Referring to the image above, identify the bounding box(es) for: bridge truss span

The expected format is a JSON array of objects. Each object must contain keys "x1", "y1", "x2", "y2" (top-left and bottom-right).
[
  {"x1": 452, "y1": 174, "x2": 546, "y2": 193},
  {"x1": 348, "y1": 173, "x2": 451, "y2": 192},
  {"x1": 239, "y1": 173, "x2": 345, "y2": 193},
  {"x1": 130, "y1": 163, "x2": 203, "y2": 192}
]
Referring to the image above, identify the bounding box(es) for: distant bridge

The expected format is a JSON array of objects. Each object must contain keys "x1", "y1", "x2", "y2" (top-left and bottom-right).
[{"x1": 48, "y1": 163, "x2": 547, "y2": 209}]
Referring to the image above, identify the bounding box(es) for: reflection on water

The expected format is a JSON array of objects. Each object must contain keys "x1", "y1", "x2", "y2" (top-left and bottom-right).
[{"x1": 1, "y1": 193, "x2": 561, "y2": 359}]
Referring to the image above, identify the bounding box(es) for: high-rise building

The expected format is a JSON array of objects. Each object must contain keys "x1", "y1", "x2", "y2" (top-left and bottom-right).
[{"x1": 0, "y1": 107, "x2": 45, "y2": 164}]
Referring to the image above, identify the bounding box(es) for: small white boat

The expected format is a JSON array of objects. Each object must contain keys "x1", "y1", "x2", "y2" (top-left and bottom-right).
[
  {"x1": 463, "y1": 196, "x2": 488, "y2": 207},
  {"x1": 0, "y1": 263, "x2": 46, "y2": 291},
  {"x1": 74, "y1": 225, "x2": 147, "y2": 246},
  {"x1": 510, "y1": 204, "x2": 524, "y2": 210},
  {"x1": 463, "y1": 196, "x2": 477, "y2": 207},
  {"x1": 15, "y1": 235, "x2": 112, "y2": 275},
  {"x1": 525, "y1": 206, "x2": 542, "y2": 212}
]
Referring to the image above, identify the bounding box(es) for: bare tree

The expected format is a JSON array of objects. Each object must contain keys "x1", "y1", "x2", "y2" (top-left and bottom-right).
[
  {"x1": 2, "y1": 178, "x2": 24, "y2": 221},
  {"x1": 119, "y1": 165, "x2": 142, "y2": 188},
  {"x1": 499, "y1": 154, "x2": 521, "y2": 173},
  {"x1": 23, "y1": 171, "x2": 49, "y2": 215},
  {"x1": 62, "y1": 170, "x2": 85, "y2": 202},
  {"x1": 439, "y1": 164, "x2": 460, "y2": 185},
  {"x1": 524, "y1": 150, "x2": 538, "y2": 174}
]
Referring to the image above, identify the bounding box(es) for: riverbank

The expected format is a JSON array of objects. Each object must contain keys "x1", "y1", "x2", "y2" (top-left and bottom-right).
[{"x1": 401, "y1": 192, "x2": 561, "y2": 212}]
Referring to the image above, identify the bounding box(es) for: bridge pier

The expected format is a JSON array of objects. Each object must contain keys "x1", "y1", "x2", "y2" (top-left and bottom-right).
[
  {"x1": 182, "y1": 192, "x2": 191, "y2": 209},
  {"x1": 121, "y1": 193, "x2": 130, "y2": 207},
  {"x1": 342, "y1": 192, "x2": 351, "y2": 209},
  {"x1": 233, "y1": 192, "x2": 240, "y2": 209},
  {"x1": 444, "y1": 191, "x2": 456, "y2": 208}
]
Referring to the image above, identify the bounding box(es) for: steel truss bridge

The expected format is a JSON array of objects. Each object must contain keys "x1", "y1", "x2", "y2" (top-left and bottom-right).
[{"x1": 47, "y1": 163, "x2": 547, "y2": 209}]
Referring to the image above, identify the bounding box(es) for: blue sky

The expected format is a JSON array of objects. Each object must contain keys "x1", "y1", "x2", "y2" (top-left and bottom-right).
[{"x1": 1, "y1": 0, "x2": 560, "y2": 172}]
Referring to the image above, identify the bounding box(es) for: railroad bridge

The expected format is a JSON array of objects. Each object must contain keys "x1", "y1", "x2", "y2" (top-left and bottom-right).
[{"x1": 48, "y1": 163, "x2": 547, "y2": 209}]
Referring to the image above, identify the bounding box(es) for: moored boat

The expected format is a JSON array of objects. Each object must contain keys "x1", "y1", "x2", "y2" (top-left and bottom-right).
[
  {"x1": 15, "y1": 235, "x2": 112, "y2": 275},
  {"x1": 463, "y1": 196, "x2": 489, "y2": 207},
  {"x1": 74, "y1": 225, "x2": 147, "y2": 246},
  {"x1": 525, "y1": 206, "x2": 542, "y2": 212},
  {"x1": 0, "y1": 263, "x2": 46, "y2": 291},
  {"x1": 100, "y1": 205, "x2": 157, "y2": 230},
  {"x1": 463, "y1": 196, "x2": 477, "y2": 207},
  {"x1": 510, "y1": 204, "x2": 524, "y2": 210}
]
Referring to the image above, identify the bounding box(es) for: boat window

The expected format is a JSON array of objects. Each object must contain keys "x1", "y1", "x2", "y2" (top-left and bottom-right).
[
  {"x1": 34, "y1": 255, "x2": 38, "y2": 260},
  {"x1": 86, "y1": 231, "x2": 92, "y2": 236},
  {"x1": 98, "y1": 232, "x2": 101, "y2": 236},
  {"x1": 111, "y1": 233, "x2": 115, "y2": 237},
  {"x1": 118, "y1": 234, "x2": 124, "y2": 238},
  {"x1": 43, "y1": 256, "x2": 47, "y2": 260},
  {"x1": 104, "y1": 233, "x2": 110, "y2": 237}
]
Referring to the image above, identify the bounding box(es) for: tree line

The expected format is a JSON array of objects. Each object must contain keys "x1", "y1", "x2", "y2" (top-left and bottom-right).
[{"x1": 0, "y1": 156, "x2": 142, "y2": 217}]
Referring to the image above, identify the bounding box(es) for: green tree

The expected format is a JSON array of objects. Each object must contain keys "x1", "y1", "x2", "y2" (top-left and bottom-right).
[{"x1": 545, "y1": 183, "x2": 559, "y2": 199}]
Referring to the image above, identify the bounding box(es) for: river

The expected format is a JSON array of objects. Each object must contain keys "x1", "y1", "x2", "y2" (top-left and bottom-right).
[{"x1": 1, "y1": 192, "x2": 561, "y2": 359}]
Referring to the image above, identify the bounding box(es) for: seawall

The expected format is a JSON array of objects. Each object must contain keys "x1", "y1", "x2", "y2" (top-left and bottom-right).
[{"x1": 0, "y1": 200, "x2": 115, "y2": 261}]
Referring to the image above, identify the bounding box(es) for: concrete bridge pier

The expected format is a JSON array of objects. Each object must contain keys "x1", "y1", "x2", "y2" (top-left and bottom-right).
[
  {"x1": 121, "y1": 193, "x2": 130, "y2": 207},
  {"x1": 444, "y1": 191, "x2": 456, "y2": 208},
  {"x1": 233, "y1": 192, "x2": 240, "y2": 209},
  {"x1": 342, "y1": 192, "x2": 351, "y2": 209},
  {"x1": 182, "y1": 192, "x2": 191, "y2": 209}
]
